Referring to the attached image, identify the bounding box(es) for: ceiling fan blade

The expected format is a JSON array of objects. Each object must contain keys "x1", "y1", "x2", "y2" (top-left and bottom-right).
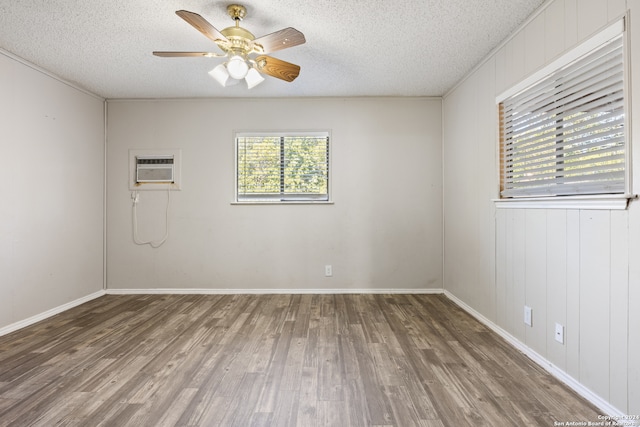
[
  {"x1": 253, "y1": 28, "x2": 305, "y2": 54},
  {"x1": 153, "y1": 51, "x2": 225, "y2": 57},
  {"x1": 175, "y1": 10, "x2": 228, "y2": 44},
  {"x1": 255, "y1": 55, "x2": 301, "y2": 82}
]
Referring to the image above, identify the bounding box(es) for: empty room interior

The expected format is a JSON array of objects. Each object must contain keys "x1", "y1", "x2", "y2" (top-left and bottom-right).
[{"x1": 1, "y1": 0, "x2": 639, "y2": 425}]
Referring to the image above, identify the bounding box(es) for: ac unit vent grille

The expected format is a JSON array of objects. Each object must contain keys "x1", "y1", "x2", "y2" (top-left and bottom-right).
[
  {"x1": 137, "y1": 158, "x2": 174, "y2": 165},
  {"x1": 136, "y1": 155, "x2": 175, "y2": 183}
]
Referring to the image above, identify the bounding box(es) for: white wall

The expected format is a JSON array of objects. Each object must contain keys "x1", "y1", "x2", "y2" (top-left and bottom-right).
[
  {"x1": 106, "y1": 97, "x2": 443, "y2": 292},
  {"x1": 0, "y1": 52, "x2": 105, "y2": 331},
  {"x1": 443, "y1": 0, "x2": 639, "y2": 416}
]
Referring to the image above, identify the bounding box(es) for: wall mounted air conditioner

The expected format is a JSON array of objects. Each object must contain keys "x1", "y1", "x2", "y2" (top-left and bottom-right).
[
  {"x1": 136, "y1": 155, "x2": 174, "y2": 183},
  {"x1": 129, "y1": 149, "x2": 182, "y2": 190}
]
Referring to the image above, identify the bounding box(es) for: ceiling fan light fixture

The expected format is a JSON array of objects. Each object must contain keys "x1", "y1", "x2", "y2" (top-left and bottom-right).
[
  {"x1": 209, "y1": 63, "x2": 231, "y2": 86},
  {"x1": 245, "y1": 67, "x2": 265, "y2": 89},
  {"x1": 209, "y1": 64, "x2": 240, "y2": 87},
  {"x1": 226, "y1": 55, "x2": 249, "y2": 79},
  {"x1": 155, "y1": 6, "x2": 305, "y2": 89}
]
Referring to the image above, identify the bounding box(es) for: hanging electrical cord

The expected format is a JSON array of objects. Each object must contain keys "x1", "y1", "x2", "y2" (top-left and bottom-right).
[{"x1": 132, "y1": 188, "x2": 171, "y2": 248}]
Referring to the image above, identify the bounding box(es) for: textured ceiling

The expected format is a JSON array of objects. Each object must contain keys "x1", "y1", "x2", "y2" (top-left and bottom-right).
[{"x1": 0, "y1": 0, "x2": 545, "y2": 99}]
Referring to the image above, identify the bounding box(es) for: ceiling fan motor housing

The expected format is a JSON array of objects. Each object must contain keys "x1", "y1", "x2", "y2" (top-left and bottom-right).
[{"x1": 219, "y1": 26, "x2": 256, "y2": 56}]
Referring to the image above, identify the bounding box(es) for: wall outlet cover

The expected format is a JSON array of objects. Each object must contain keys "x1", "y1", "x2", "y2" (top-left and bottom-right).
[
  {"x1": 555, "y1": 323, "x2": 564, "y2": 344},
  {"x1": 524, "y1": 306, "x2": 532, "y2": 327},
  {"x1": 325, "y1": 265, "x2": 332, "y2": 277}
]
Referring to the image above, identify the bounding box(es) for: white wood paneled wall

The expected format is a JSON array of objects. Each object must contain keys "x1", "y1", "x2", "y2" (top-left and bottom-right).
[
  {"x1": 495, "y1": 0, "x2": 626, "y2": 97},
  {"x1": 444, "y1": 0, "x2": 639, "y2": 415},
  {"x1": 495, "y1": 207, "x2": 635, "y2": 412}
]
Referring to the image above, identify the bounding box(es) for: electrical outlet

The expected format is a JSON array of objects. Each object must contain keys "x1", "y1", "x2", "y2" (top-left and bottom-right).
[
  {"x1": 325, "y1": 265, "x2": 332, "y2": 277},
  {"x1": 524, "y1": 306, "x2": 532, "y2": 326},
  {"x1": 555, "y1": 323, "x2": 564, "y2": 344}
]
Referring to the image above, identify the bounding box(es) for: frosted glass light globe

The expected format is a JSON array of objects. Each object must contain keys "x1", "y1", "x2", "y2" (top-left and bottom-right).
[
  {"x1": 245, "y1": 68, "x2": 265, "y2": 89},
  {"x1": 226, "y1": 55, "x2": 249, "y2": 79}
]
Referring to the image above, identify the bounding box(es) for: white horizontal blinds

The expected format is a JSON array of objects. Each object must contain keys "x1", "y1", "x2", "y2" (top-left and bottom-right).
[
  {"x1": 500, "y1": 34, "x2": 625, "y2": 198},
  {"x1": 237, "y1": 136, "x2": 281, "y2": 196},
  {"x1": 237, "y1": 134, "x2": 329, "y2": 201}
]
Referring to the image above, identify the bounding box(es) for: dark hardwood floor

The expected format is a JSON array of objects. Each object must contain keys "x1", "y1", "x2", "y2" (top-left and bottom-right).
[{"x1": 0, "y1": 294, "x2": 601, "y2": 426}]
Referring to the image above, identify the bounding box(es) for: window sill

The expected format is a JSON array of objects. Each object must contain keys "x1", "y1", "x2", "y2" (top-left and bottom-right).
[
  {"x1": 231, "y1": 201, "x2": 335, "y2": 205},
  {"x1": 493, "y1": 194, "x2": 635, "y2": 210}
]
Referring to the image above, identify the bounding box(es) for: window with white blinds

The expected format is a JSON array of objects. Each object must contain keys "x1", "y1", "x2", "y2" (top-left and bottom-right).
[
  {"x1": 236, "y1": 131, "x2": 330, "y2": 202},
  {"x1": 499, "y1": 24, "x2": 627, "y2": 199}
]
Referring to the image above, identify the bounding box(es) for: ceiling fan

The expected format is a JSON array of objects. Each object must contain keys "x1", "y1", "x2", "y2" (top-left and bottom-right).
[{"x1": 153, "y1": 4, "x2": 305, "y2": 89}]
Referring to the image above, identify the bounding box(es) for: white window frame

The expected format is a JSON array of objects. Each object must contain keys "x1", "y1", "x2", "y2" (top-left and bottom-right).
[
  {"x1": 233, "y1": 130, "x2": 332, "y2": 204},
  {"x1": 494, "y1": 18, "x2": 633, "y2": 210}
]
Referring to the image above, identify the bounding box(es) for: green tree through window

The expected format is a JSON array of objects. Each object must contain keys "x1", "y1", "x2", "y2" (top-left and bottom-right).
[{"x1": 236, "y1": 132, "x2": 330, "y2": 202}]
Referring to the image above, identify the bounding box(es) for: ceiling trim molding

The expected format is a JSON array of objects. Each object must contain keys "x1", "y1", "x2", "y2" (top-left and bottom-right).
[
  {"x1": 442, "y1": 0, "x2": 554, "y2": 99},
  {"x1": 0, "y1": 47, "x2": 104, "y2": 101}
]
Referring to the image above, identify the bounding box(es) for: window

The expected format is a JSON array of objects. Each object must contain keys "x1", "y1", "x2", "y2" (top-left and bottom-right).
[
  {"x1": 235, "y1": 131, "x2": 330, "y2": 202},
  {"x1": 498, "y1": 20, "x2": 627, "y2": 199}
]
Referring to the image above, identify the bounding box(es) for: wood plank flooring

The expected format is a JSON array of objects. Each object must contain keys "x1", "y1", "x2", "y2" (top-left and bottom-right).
[{"x1": 0, "y1": 294, "x2": 601, "y2": 426}]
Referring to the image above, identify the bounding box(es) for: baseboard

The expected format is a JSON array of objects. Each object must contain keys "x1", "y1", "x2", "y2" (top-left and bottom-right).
[
  {"x1": 443, "y1": 290, "x2": 630, "y2": 420},
  {"x1": 106, "y1": 287, "x2": 445, "y2": 295},
  {"x1": 0, "y1": 289, "x2": 107, "y2": 337}
]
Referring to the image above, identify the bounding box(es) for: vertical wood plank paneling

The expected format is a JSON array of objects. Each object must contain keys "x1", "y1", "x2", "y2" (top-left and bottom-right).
[
  {"x1": 511, "y1": 209, "x2": 527, "y2": 341},
  {"x1": 524, "y1": 13, "x2": 546, "y2": 75},
  {"x1": 608, "y1": 0, "x2": 627, "y2": 20},
  {"x1": 632, "y1": 16, "x2": 640, "y2": 408},
  {"x1": 546, "y1": 210, "x2": 567, "y2": 371},
  {"x1": 577, "y1": 0, "x2": 609, "y2": 40},
  {"x1": 504, "y1": 41, "x2": 516, "y2": 93},
  {"x1": 564, "y1": 0, "x2": 579, "y2": 48},
  {"x1": 494, "y1": 47, "x2": 507, "y2": 96},
  {"x1": 579, "y1": 210, "x2": 611, "y2": 400},
  {"x1": 565, "y1": 210, "x2": 581, "y2": 380},
  {"x1": 476, "y1": 60, "x2": 497, "y2": 321},
  {"x1": 628, "y1": 202, "x2": 640, "y2": 415},
  {"x1": 496, "y1": 209, "x2": 507, "y2": 329},
  {"x1": 545, "y1": 0, "x2": 566, "y2": 62},
  {"x1": 464, "y1": 74, "x2": 482, "y2": 313},
  {"x1": 609, "y1": 210, "x2": 628, "y2": 413},
  {"x1": 504, "y1": 209, "x2": 515, "y2": 337},
  {"x1": 504, "y1": 31, "x2": 525, "y2": 90},
  {"x1": 446, "y1": 0, "x2": 638, "y2": 415},
  {"x1": 524, "y1": 210, "x2": 547, "y2": 356}
]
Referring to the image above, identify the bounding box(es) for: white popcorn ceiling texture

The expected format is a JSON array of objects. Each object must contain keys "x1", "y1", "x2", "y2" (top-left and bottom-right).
[{"x1": 0, "y1": 0, "x2": 544, "y2": 98}]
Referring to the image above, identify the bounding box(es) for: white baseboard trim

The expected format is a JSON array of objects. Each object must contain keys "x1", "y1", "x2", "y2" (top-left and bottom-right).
[
  {"x1": 106, "y1": 288, "x2": 445, "y2": 295},
  {"x1": 443, "y1": 290, "x2": 629, "y2": 420},
  {"x1": 0, "y1": 290, "x2": 107, "y2": 337}
]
